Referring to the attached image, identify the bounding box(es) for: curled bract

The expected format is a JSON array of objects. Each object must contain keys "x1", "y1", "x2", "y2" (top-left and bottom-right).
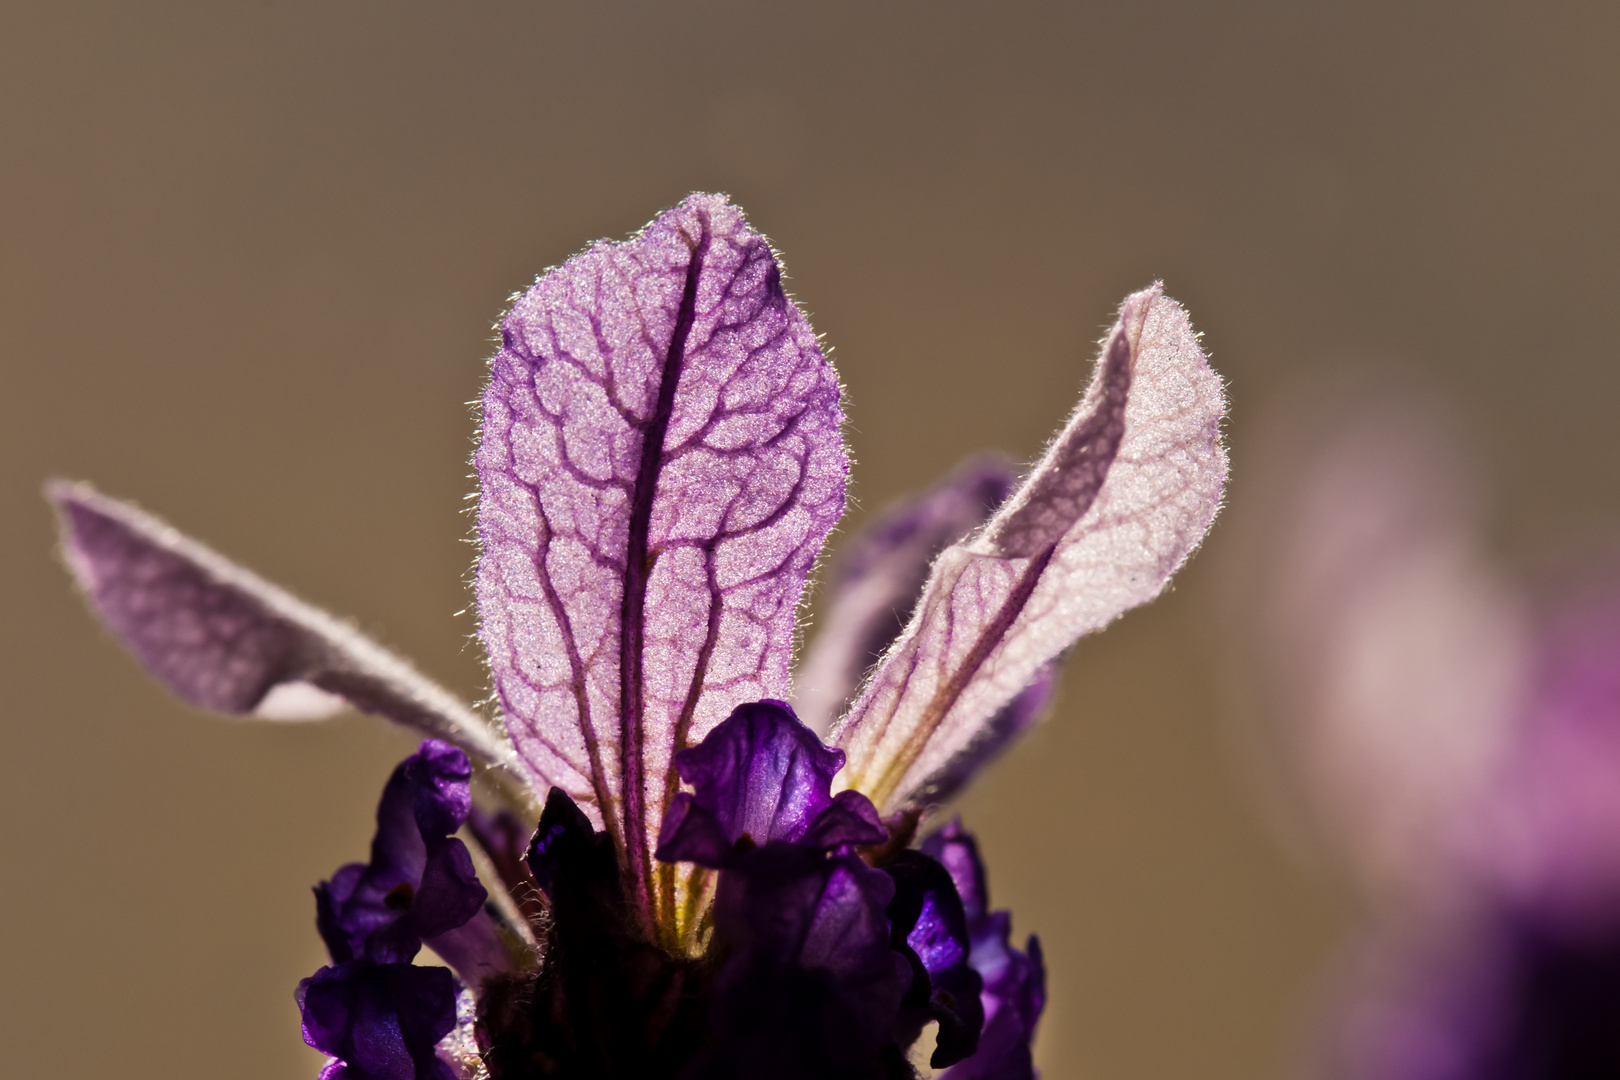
[
  {"x1": 48, "y1": 480, "x2": 510, "y2": 766},
  {"x1": 832, "y1": 286, "x2": 1227, "y2": 813}
]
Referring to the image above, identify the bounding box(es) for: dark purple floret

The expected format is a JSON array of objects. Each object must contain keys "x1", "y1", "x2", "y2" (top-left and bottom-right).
[
  {"x1": 635, "y1": 693, "x2": 892, "y2": 1023},
  {"x1": 923, "y1": 821, "x2": 1047, "y2": 1080},
  {"x1": 655, "y1": 700, "x2": 887, "y2": 868},
  {"x1": 882, "y1": 850, "x2": 985, "y2": 1067},
  {"x1": 673, "y1": 699, "x2": 860, "y2": 847},
  {"x1": 662, "y1": 701, "x2": 984, "y2": 1073},
  {"x1": 480, "y1": 786, "x2": 710, "y2": 1078},
  {"x1": 302, "y1": 742, "x2": 521, "y2": 1079},
  {"x1": 695, "y1": 843, "x2": 914, "y2": 1079},
  {"x1": 481, "y1": 703, "x2": 1009, "y2": 1077},
  {"x1": 316, "y1": 741, "x2": 490, "y2": 968},
  {"x1": 298, "y1": 961, "x2": 459, "y2": 1080},
  {"x1": 525, "y1": 784, "x2": 617, "y2": 898}
]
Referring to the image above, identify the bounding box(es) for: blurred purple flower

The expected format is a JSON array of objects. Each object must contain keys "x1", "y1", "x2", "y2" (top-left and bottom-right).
[
  {"x1": 52, "y1": 194, "x2": 1227, "y2": 1078},
  {"x1": 1238, "y1": 394, "x2": 1620, "y2": 1080}
]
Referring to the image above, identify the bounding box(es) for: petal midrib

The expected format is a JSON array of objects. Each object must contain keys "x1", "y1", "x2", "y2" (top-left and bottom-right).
[{"x1": 619, "y1": 214, "x2": 712, "y2": 932}]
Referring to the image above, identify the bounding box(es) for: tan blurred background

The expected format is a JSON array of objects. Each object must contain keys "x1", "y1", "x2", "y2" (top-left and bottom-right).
[{"x1": 4, "y1": 3, "x2": 1619, "y2": 1077}]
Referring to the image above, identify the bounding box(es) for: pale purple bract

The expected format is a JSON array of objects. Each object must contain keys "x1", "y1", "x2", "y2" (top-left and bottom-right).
[
  {"x1": 832, "y1": 287, "x2": 1227, "y2": 813},
  {"x1": 52, "y1": 192, "x2": 1231, "y2": 1078},
  {"x1": 475, "y1": 194, "x2": 847, "y2": 935},
  {"x1": 795, "y1": 457, "x2": 1019, "y2": 737},
  {"x1": 47, "y1": 481, "x2": 508, "y2": 765}
]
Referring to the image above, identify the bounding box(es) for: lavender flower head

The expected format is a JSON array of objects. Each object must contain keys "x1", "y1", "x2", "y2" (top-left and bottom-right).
[
  {"x1": 1240, "y1": 394, "x2": 1620, "y2": 1080},
  {"x1": 51, "y1": 194, "x2": 1227, "y2": 1078}
]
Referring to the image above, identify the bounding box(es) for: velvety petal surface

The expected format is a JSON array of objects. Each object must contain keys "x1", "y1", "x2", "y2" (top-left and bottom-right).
[
  {"x1": 48, "y1": 482, "x2": 509, "y2": 765},
  {"x1": 298, "y1": 961, "x2": 459, "y2": 1080},
  {"x1": 938, "y1": 924, "x2": 1046, "y2": 1080},
  {"x1": 702, "y1": 843, "x2": 914, "y2": 1075},
  {"x1": 671, "y1": 699, "x2": 847, "y2": 847},
  {"x1": 654, "y1": 700, "x2": 885, "y2": 926},
  {"x1": 833, "y1": 287, "x2": 1227, "y2": 812},
  {"x1": 796, "y1": 457, "x2": 1017, "y2": 735},
  {"x1": 882, "y1": 850, "x2": 985, "y2": 1067},
  {"x1": 800, "y1": 789, "x2": 889, "y2": 851},
  {"x1": 475, "y1": 193, "x2": 847, "y2": 935},
  {"x1": 316, "y1": 741, "x2": 495, "y2": 979},
  {"x1": 925, "y1": 821, "x2": 1046, "y2": 1080}
]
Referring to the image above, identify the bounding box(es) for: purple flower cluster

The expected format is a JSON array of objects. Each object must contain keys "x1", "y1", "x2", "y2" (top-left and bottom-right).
[
  {"x1": 476, "y1": 699, "x2": 1033, "y2": 1077},
  {"x1": 52, "y1": 194, "x2": 1226, "y2": 1077},
  {"x1": 299, "y1": 741, "x2": 513, "y2": 1080},
  {"x1": 1244, "y1": 397, "x2": 1620, "y2": 1080}
]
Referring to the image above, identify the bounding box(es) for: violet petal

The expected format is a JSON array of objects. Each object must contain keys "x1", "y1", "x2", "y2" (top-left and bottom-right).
[
  {"x1": 832, "y1": 287, "x2": 1227, "y2": 813},
  {"x1": 316, "y1": 741, "x2": 490, "y2": 972},
  {"x1": 475, "y1": 194, "x2": 847, "y2": 935},
  {"x1": 704, "y1": 843, "x2": 912, "y2": 1069},
  {"x1": 883, "y1": 849, "x2": 985, "y2": 1067},
  {"x1": 925, "y1": 820, "x2": 1047, "y2": 1080},
  {"x1": 924, "y1": 818, "x2": 990, "y2": 920},
  {"x1": 655, "y1": 701, "x2": 885, "y2": 868},
  {"x1": 670, "y1": 699, "x2": 846, "y2": 847},
  {"x1": 652, "y1": 792, "x2": 734, "y2": 868},
  {"x1": 298, "y1": 961, "x2": 459, "y2": 1080},
  {"x1": 800, "y1": 789, "x2": 888, "y2": 851},
  {"x1": 937, "y1": 928, "x2": 1046, "y2": 1080},
  {"x1": 48, "y1": 482, "x2": 509, "y2": 766},
  {"x1": 795, "y1": 456, "x2": 1018, "y2": 735}
]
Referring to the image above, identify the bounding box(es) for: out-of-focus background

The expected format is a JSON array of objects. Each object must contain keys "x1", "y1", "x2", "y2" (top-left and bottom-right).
[{"x1": 3, "y1": 3, "x2": 1618, "y2": 1078}]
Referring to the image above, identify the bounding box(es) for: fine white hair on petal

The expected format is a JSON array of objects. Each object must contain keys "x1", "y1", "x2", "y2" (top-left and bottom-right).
[
  {"x1": 49, "y1": 480, "x2": 514, "y2": 769},
  {"x1": 474, "y1": 194, "x2": 847, "y2": 942},
  {"x1": 832, "y1": 286, "x2": 1229, "y2": 813}
]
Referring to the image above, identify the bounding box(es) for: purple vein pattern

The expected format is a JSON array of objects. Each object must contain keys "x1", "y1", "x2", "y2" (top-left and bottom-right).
[
  {"x1": 476, "y1": 194, "x2": 847, "y2": 935},
  {"x1": 832, "y1": 286, "x2": 1227, "y2": 813},
  {"x1": 48, "y1": 481, "x2": 511, "y2": 767}
]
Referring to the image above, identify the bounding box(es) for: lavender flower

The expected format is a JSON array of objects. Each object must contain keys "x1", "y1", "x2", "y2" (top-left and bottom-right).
[
  {"x1": 51, "y1": 194, "x2": 1227, "y2": 1079},
  {"x1": 1240, "y1": 396, "x2": 1620, "y2": 1080}
]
